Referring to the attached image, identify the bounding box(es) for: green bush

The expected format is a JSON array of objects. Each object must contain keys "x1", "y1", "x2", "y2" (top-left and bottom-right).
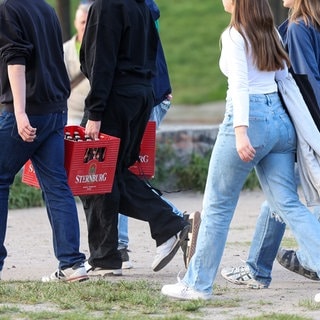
[
  {"x1": 174, "y1": 152, "x2": 211, "y2": 192},
  {"x1": 9, "y1": 174, "x2": 44, "y2": 209},
  {"x1": 153, "y1": 143, "x2": 261, "y2": 193}
]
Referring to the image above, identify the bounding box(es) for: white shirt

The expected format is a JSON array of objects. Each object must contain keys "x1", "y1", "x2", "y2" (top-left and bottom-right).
[{"x1": 219, "y1": 27, "x2": 287, "y2": 127}]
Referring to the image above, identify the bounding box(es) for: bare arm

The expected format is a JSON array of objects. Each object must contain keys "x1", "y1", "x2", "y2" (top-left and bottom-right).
[{"x1": 7, "y1": 64, "x2": 37, "y2": 142}]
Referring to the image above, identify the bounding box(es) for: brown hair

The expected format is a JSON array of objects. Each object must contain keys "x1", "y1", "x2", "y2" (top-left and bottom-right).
[
  {"x1": 230, "y1": 0, "x2": 290, "y2": 71},
  {"x1": 289, "y1": 0, "x2": 320, "y2": 29}
]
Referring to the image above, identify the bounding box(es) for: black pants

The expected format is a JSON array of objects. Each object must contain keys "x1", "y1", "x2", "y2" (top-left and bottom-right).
[{"x1": 80, "y1": 83, "x2": 187, "y2": 269}]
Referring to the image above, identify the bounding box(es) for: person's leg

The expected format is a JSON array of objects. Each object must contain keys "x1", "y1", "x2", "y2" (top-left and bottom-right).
[
  {"x1": 0, "y1": 112, "x2": 32, "y2": 274},
  {"x1": 179, "y1": 114, "x2": 255, "y2": 295},
  {"x1": 118, "y1": 214, "x2": 129, "y2": 250},
  {"x1": 117, "y1": 213, "x2": 133, "y2": 269},
  {"x1": 257, "y1": 157, "x2": 320, "y2": 275},
  {"x1": 31, "y1": 112, "x2": 86, "y2": 270},
  {"x1": 119, "y1": 169, "x2": 188, "y2": 246},
  {"x1": 160, "y1": 93, "x2": 291, "y2": 299},
  {"x1": 255, "y1": 106, "x2": 320, "y2": 277},
  {"x1": 248, "y1": 162, "x2": 309, "y2": 283},
  {"x1": 80, "y1": 192, "x2": 122, "y2": 272},
  {"x1": 246, "y1": 201, "x2": 285, "y2": 285},
  {"x1": 221, "y1": 200, "x2": 286, "y2": 288},
  {"x1": 80, "y1": 84, "x2": 188, "y2": 273}
]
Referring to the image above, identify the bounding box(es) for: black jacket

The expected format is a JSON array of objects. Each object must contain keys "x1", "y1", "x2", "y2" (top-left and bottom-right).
[
  {"x1": 80, "y1": 0, "x2": 159, "y2": 121},
  {"x1": 0, "y1": 0, "x2": 70, "y2": 114}
]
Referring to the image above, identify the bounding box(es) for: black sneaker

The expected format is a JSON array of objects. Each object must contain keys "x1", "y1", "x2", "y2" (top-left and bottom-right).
[
  {"x1": 119, "y1": 248, "x2": 133, "y2": 269},
  {"x1": 276, "y1": 248, "x2": 320, "y2": 281}
]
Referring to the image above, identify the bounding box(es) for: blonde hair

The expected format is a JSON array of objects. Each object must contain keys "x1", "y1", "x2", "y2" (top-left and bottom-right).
[
  {"x1": 230, "y1": 0, "x2": 290, "y2": 71},
  {"x1": 289, "y1": 0, "x2": 320, "y2": 29}
]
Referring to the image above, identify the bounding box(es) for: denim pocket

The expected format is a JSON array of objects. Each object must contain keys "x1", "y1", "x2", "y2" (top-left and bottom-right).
[{"x1": 247, "y1": 117, "x2": 267, "y2": 149}]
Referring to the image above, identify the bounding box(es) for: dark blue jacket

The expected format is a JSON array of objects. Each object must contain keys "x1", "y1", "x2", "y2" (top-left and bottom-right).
[
  {"x1": 145, "y1": 0, "x2": 172, "y2": 105},
  {"x1": 279, "y1": 18, "x2": 320, "y2": 108}
]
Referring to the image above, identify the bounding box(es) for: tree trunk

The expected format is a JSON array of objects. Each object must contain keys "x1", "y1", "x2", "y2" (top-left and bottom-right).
[{"x1": 55, "y1": 0, "x2": 71, "y2": 42}]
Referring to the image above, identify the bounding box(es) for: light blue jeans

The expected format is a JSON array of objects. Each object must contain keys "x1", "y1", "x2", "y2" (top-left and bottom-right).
[
  {"x1": 118, "y1": 100, "x2": 182, "y2": 250},
  {"x1": 246, "y1": 201, "x2": 285, "y2": 287},
  {"x1": 149, "y1": 99, "x2": 171, "y2": 126},
  {"x1": 246, "y1": 200, "x2": 320, "y2": 287},
  {"x1": 183, "y1": 93, "x2": 320, "y2": 294}
]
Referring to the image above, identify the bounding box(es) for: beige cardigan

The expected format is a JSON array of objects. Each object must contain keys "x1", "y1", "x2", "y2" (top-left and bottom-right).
[{"x1": 63, "y1": 35, "x2": 90, "y2": 125}]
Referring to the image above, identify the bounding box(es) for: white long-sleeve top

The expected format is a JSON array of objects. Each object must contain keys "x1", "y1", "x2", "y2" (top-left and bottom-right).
[{"x1": 219, "y1": 27, "x2": 287, "y2": 127}]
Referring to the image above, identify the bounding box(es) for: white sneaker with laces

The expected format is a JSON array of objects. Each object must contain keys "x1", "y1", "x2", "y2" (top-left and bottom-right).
[
  {"x1": 220, "y1": 265, "x2": 267, "y2": 289},
  {"x1": 41, "y1": 263, "x2": 88, "y2": 283},
  {"x1": 152, "y1": 225, "x2": 190, "y2": 272},
  {"x1": 84, "y1": 260, "x2": 122, "y2": 277},
  {"x1": 161, "y1": 281, "x2": 212, "y2": 300}
]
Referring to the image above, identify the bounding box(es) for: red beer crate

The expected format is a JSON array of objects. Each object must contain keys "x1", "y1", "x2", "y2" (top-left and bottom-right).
[
  {"x1": 22, "y1": 126, "x2": 120, "y2": 195},
  {"x1": 129, "y1": 121, "x2": 156, "y2": 179}
]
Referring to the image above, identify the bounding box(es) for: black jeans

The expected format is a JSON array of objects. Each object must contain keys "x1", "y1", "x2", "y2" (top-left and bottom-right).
[{"x1": 80, "y1": 83, "x2": 187, "y2": 269}]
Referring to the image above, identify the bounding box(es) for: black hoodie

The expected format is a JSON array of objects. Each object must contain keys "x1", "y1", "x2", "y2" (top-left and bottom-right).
[
  {"x1": 0, "y1": 0, "x2": 70, "y2": 114},
  {"x1": 80, "y1": 0, "x2": 159, "y2": 121}
]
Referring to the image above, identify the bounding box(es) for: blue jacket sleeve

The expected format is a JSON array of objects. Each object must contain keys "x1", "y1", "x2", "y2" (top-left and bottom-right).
[{"x1": 287, "y1": 21, "x2": 320, "y2": 107}]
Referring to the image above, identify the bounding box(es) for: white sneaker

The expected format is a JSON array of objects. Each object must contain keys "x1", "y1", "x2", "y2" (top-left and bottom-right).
[
  {"x1": 152, "y1": 225, "x2": 190, "y2": 272},
  {"x1": 42, "y1": 263, "x2": 88, "y2": 283},
  {"x1": 84, "y1": 260, "x2": 122, "y2": 277},
  {"x1": 161, "y1": 281, "x2": 212, "y2": 300},
  {"x1": 221, "y1": 265, "x2": 267, "y2": 289}
]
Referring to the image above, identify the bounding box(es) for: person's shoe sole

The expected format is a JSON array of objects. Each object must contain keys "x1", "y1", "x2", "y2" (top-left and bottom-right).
[
  {"x1": 276, "y1": 248, "x2": 320, "y2": 281},
  {"x1": 88, "y1": 269, "x2": 122, "y2": 277},
  {"x1": 153, "y1": 225, "x2": 190, "y2": 272},
  {"x1": 84, "y1": 261, "x2": 122, "y2": 277},
  {"x1": 181, "y1": 213, "x2": 189, "y2": 268},
  {"x1": 186, "y1": 211, "x2": 201, "y2": 268},
  {"x1": 67, "y1": 275, "x2": 89, "y2": 282}
]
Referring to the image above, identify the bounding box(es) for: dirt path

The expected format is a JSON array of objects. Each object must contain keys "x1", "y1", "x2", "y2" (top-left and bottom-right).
[{"x1": 3, "y1": 190, "x2": 320, "y2": 319}]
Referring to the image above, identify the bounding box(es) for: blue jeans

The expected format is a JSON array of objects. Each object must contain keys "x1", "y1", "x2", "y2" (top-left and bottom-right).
[
  {"x1": 0, "y1": 111, "x2": 85, "y2": 271},
  {"x1": 118, "y1": 100, "x2": 177, "y2": 249},
  {"x1": 182, "y1": 93, "x2": 320, "y2": 294},
  {"x1": 246, "y1": 200, "x2": 320, "y2": 287},
  {"x1": 246, "y1": 201, "x2": 285, "y2": 287},
  {"x1": 149, "y1": 99, "x2": 171, "y2": 128}
]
